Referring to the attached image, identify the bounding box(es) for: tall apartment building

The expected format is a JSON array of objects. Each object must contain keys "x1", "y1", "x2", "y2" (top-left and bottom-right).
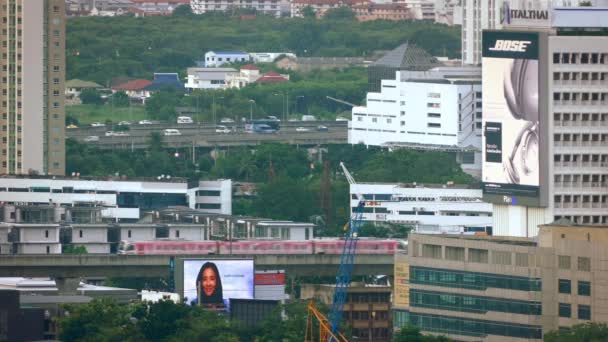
[
  {"x1": 0, "y1": 0, "x2": 66, "y2": 175},
  {"x1": 479, "y1": 6, "x2": 608, "y2": 237},
  {"x1": 394, "y1": 220, "x2": 608, "y2": 341}
]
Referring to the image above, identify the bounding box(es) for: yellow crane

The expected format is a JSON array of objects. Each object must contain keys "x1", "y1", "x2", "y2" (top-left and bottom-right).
[{"x1": 305, "y1": 300, "x2": 348, "y2": 342}]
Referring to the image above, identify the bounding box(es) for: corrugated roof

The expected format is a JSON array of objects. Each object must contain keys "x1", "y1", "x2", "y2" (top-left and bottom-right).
[
  {"x1": 112, "y1": 79, "x2": 152, "y2": 91},
  {"x1": 65, "y1": 79, "x2": 103, "y2": 89},
  {"x1": 371, "y1": 42, "x2": 440, "y2": 71}
]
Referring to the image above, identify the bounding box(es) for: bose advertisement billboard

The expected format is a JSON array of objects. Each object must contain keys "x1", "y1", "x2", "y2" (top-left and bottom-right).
[{"x1": 482, "y1": 31, "x2": 546, "y2": 207}]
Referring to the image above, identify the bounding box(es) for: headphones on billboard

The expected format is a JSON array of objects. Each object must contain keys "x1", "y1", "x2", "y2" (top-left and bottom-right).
[{"x1": 502, "y1": 59, "x2": 539, "y2": 184}]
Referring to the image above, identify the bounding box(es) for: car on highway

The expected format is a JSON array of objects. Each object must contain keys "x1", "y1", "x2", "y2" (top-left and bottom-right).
[
  {"x1": 138, "y1": 120, "x2": 153, "y2": 125},
  {"x1": 215, "y1": 125, "x2": 231, "y2": 134},
  {"x1": 91, "y1": 122, "x2": 105, "y2": 127},
  {"x1": 105, "y1": 131, "x2": 115, "y2": 136},
  {"x1": 335, "y1": 116, "x2": 348, "y2": 121},
  {"x1": 83, "y1": 136, "x2": 99, "y2": 142},
  {"x1": 296, "y1": 127, "x2": 310, "y2": 132},
  {"x1": 66, "y1": 124, "x2": 78, "y2": 129},
  {"x1": 114, "y1": 131, "x2": 130, "y2": 137},
  {"x1": 177, "y1": 116, "x2": 193, "y2": 124},
  {"x1": 317, "y1": 125, "x2": 328, "y2": 132},
  {"x1": 118, "y1": 121, "x2": 131, "y2": 126},
  {"x1": 254, "y1": 124, "x2": 277, "y2": 134},
  {"x1": 163, "y1": 129, "x2": 181, "y2": 136},
  {"x1": 220, "y1": 118, "x2": 235, "y2": 124},
  {"x1": 267, "y1": 116, "x2": 280, "y2": 122}
]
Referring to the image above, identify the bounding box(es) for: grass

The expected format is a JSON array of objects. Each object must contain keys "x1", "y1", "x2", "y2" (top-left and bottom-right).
[{"x1": 66, "y1": 104, "x2": 148, "y2": 125}]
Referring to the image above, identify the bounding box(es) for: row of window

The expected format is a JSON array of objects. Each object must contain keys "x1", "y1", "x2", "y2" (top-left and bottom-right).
[
  {"x1": 554, "y1": 133, "x2": 608, "y2": 142},
  {"x1": 558, "y1": 279, "x2": 591, "y2": 296},
  {"x1": 554, "y1": 215, "x2": 608, "y2": 225},
  {"x1": 558, "y1": 255, "x2": 591, "y2": 271},
  {"x1": 553, "y1": 52, "x2": 608, "y2": 65},
  {"x1": 559, "y1": 303, "x2": 591, "y2": 320},
  {"x1": 410, "y1": 289, "x2": 542, "y2": 315},
  {"x1": 554, "y1": 154, "x2": 608, "y2": 163},
  {"x1": 420, "y1": 244, "x2": 533, "y2": 267},
  {"x1": 553, "y1": 112, "x2": 608, "y2": 123},
  {"x1": 553, "y1": 72, "x2": 608, "y2": 81},
  {"x1": 553, "y1": 92, "x2": 608, "y2": 102},
  {"x1": 394, "y1": 310, "x2": 542, "y2": 339},
  {"x1": 410, "y1": 267, "x2": 542, "y2": 292}
]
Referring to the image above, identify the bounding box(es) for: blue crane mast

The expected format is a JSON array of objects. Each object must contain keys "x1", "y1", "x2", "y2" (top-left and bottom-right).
[{"x1": 328, "y1": 162, "x2": 365, "y2": 339}]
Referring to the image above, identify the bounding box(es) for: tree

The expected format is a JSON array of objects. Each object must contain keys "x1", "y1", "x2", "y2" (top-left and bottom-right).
[
  {"x1": 544, "y1": 323, "x2": 608, "y2": 342},
  {"x1": 172, "y1": 4, "x2": 193, "y2": 16},
  {"x1": 393, "y1": 325, "x2": 452, "y2": 342},
  {"x1": 111, "y1": 91, "x2": 130, "y2": 107},
  {"x1": 79, "y1": 88, "x2": 103, "y2": 105},
  {"x1": 63, "y1": 245, "x2": 88, "y2": 254},
  {"x1": 323, "y1": 7, "x2": 355, "y2": 21},
  {"x1": 302, "y1": 5, "x2": 316, "y2": 18}
]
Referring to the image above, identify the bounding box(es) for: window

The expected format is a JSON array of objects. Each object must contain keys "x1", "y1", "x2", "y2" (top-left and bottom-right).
[
  {"x1": 422, "y1": 244, "x2": 442, "y2": 259},
  {"x1": 578, "y1": 281, "x2": 591, "y2": 296},
  {"x1": 46, "y1": 246, "x2": 50, "y2": 254},
  {"x1": 558, "y1": 279, "x2": 571, "y2": 294},
  {"x1": 578, "y1": 257, "x2": 591, "y2": 271},
  {"x1": 79, "y1": 230, "x2": 83, "y2": 238},
  {"x1": 428, "y1": 123, "x2": 441, "y2": 128},
  {"x1": 559, "y1": 303, "x2": 571, "y2": 318},
  {"x1": 196, "y1": 190, "x2": 221, "y2": 197},
  {"x1": 578, "y1": 305, "x2": 591, "y2": 320},
  {"x1": 469, "y1": 249, "x2": 488, "y2": 263},
  {"x1": 45, "y1": 230, "x2": 49, "y2": 238},
  {"x1": 196, "y1": 203, "x2": 221, "y2": 209},
  {"x1": 515, "y1": 253, "x2": 529, "y2": 267},
  {"x1": 492, "y1": 251, "x2": 511, "y2": 265},
  {"x1": 176, "y1": 230, "x2": 180, "y2": 238},
  {"x1": 53, "y1": 65, "x2": 59, "y2": 72},
  {"x1": 445, "y1": 246, "x2": 464, "y2": 261},
  {"x1": 558, "y1": 255, "x2": 571, "y2": 269},
  {"x1": 128, "y1": 230, "x2": 132, "y2": 238}
]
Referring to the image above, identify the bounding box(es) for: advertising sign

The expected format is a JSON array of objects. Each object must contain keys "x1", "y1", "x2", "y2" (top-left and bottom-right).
[
  {"x1": 500, "y1": 1, "x2": 551, "y2": 28},
  {"x1": 482, "y1": 31, "x2": 542, "y2": 206},
  {"x1": 394, "y1": 262, "x2": 410, "y2": 307},
  {"x1": 183, "y1": 259, "x2": 254, "y2": 310}
]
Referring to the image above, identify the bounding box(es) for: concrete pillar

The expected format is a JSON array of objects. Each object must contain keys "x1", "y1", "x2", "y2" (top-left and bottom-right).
[{"x1": 55, "y1": 277, "x2": 80, "y2": 295}]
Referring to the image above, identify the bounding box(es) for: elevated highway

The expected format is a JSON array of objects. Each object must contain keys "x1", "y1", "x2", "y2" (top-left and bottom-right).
[
  {"x1": 67, "y1": 121, "x2": 348, "y2": 150},
  {"x1": 0, "y1": 254, "x2": 394, "y2": 278}
]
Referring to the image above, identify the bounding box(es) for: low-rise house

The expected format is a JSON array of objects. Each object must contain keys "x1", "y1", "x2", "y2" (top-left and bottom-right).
[
  {"x1": 65, "y1": 79, "x2": 103, "y2": 99},
  {"x1": 111, "y1": 79, "x2": 152, "y2": 103},
  {"x1": 353, "y1": 3, "x2": 415, "y2": 21},
  {"x1": 225, "y1": 64, "x2": 261, "y2": 89},
  {"x1": 255, "y1": 71, "x2": 289, "y2": 84},
  {"x1": 185, "y1": 67, "x2": 238, "y2": 90},
  {"x1": 204, "y1": 51, "x2": 250, "y2": 67}
]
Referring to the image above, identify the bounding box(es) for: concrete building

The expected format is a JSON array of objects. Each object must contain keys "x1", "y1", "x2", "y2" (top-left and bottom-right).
[
  {"x1": 0, "y1": 176, "x2": 232, "y2": 222},
  {"x1": 190, "y1": 0, "x2": 287, "y2": 17},
  {"x1": 203, "y1": 51, "x2": 250, "y2": 68},
  {"x1": 394, "y1": 220, "x2": 608, "y2": 341},
  {"x1": 0, "y1": 0, "x2": 66, "y2": 175},
  {"x1": 188, "y1": 179, "x2": 232, "y2": 215},
  {"x1": 349, "y1": 66, "x2": 483, "y2": 175},
  {"x1": 351, "y1": 183, "x2": 492, "y2": 231},
  {"x1": 70, "y1": 224, "x2": 111, "y2": 253},
  {"x1": 301, "y1": 283, "x2": 392, "y2": 341},
  {"x1": 184, "y1": 67, "x2": 238, "y2": 90},
  {"x1": 352, "y1": 3, "x2": 416, "y2": 21},
  {"x1": 225, "y1": 64, "x2": 262, "y2": 89},
  {"x1": 460, "y1": 0, "x2": 502, "y2": 66},
  {"x1": 12, "y1": 224, "x2": 62, "y2": 254},
  {"x1": 275, "y1": 56, "x2": 368, "y2": 73}
]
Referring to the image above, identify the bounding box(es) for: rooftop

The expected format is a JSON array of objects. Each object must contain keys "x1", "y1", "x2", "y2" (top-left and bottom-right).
[
  {"x1": 371, "y1": 42, "x2": 440, "y2": 71},
  {"x1": 65, "y1": 79, "x2": 103, "y2": 89},
  {"x1": 207, "y1": 51, "x2": 248, "y2": 55},
  {"x1": 411, "y1": 232, "x2": 537, "y2": 247},
  {"x1": 112, "y1": 79, "x2": 152, "y2": 91}
]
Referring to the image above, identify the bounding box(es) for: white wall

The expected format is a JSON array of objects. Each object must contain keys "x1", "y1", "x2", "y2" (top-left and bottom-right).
[
  {"x1": 190, "y1": 179, "x2": 232, "y2": 215},
  {"x1": 17, "y1": 243, "x2": 61, "y2": 254},
  {"x1": 120, "y1": 227, "x2": 156, "y2": 241},
  {"x1": 169, "y1": 226, "x2": 205, "y2": 240},
  {"x1": 73, "y1": 243, "x2": 111, "y2": 254},
  {"x1": 19, "y1": 226, "x2": 60, "y2": 243},
  {"x1": 72, "y1": 227, "x2": 107, "y2": 243}
]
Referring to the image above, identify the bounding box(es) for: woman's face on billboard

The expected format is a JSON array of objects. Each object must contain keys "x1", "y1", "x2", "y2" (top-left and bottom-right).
[{"x1": 202, "y1": 267, "x2": 217, "y2": 297}]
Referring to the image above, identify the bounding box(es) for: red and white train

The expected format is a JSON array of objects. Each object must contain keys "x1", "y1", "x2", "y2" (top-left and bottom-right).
[{"x1": 118, "y1": 239, "x2": 403, "y2": 255}]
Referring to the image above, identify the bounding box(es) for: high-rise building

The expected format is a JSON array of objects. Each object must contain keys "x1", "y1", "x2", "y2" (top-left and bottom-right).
[
  {"x1": 0, "y1": 0, "x2": 65, "y2": 175},
  {"x1": 480, "y1": 5, "x2": 608, "y2": 237}
]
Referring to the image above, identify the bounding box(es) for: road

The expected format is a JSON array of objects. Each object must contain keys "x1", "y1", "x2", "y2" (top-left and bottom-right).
[{"x1": 67, "y1": 121, "x2": 349, "y2": 149}]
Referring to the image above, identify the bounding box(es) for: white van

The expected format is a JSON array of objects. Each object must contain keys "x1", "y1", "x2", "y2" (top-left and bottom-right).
[
  {"x1": 177, "y1": 116, "x2": 193, "y2": 124},
  {"x1": 163, "y1": 129, "x2": 181, "y2": 136}
]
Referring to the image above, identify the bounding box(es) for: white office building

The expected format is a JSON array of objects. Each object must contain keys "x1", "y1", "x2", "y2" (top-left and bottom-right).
[
  {"x1": 190, "y1": 0, "x2": 287, "y2": 17},
  {"x1": 350, "y1": 183, "x2": 492, "y2": 231},
  {"x1": 185, "y1": 67, "x2": 238, "y2": 90},
  {"x1": 203, "y1": 51, "x2": 250, "y2": 67},
  {"x1": 349, "y1": 67, "x2": 483, "y2": 175},
  {"x1": 0, "y1": 177, "x2": 232, "y2": 222}
]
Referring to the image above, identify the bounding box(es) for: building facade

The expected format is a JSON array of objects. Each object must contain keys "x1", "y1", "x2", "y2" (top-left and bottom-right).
[
  {"x1": 301, "y1": 283, "x2": 392, "y2": 341},
  {"x1": 0, "y1": 0, "x2": 66, "y2": 175},
  {"x1": 350, "y1": 183, "x2": 492, "y2": 231},
  {"x1": 460, "y1": 0, "x2": 502, "y2": 66},
  {"x1": 190, "y1": 0, "x2": 287, "y2": 17},
  {"x1": 394, "y1": 221, "x2": 608, "y2": 341},
  {"x1": 184, "y1": 67, "x2": 238, "y2": 90},
  {"x1": 203, "y1": 51, "x2": 250, "y2": 67},
  {"x1": 352, "y1": 3, "x2": 415, "y2": 21},
  {"x1": 188, "y1": 179, "x2": 233, "y2": 215}
]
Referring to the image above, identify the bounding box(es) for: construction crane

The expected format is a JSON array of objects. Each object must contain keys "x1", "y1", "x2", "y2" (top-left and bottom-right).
[{"x1": 305, "y1": 162, "x2": 364, "y2": 342}]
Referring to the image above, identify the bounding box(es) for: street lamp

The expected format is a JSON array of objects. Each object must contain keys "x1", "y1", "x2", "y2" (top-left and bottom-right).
[{"x1": 249, "y1": 99, "x2": 255, "y2": 122}]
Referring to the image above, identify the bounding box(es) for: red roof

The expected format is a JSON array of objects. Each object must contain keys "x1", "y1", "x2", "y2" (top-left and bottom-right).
[
  {"x1": 241, "y1": 64, "x2": 260, "y2": 70},
  {"x1": 113, "y1": 79, "x2": 152, "y2": 91},
  {"x1": 256, "y1": 71, "x2": 289, "y2": 84}
]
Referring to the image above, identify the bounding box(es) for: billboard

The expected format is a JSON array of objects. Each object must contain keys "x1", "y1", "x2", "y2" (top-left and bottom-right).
[
  {"x1": 482, "y1": 31, "x2": 544, "y2": 207},
  {"x1": 183, "y1": 259, "x2": 254, "y2": 310}
]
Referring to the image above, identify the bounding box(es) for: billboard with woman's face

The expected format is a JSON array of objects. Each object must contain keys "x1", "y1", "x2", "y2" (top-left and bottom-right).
[{"x1": 183, "y1": 259, "x2": 254, "y2": 310}]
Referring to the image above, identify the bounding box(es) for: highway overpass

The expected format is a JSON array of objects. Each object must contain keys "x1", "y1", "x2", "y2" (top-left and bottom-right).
[
  {"x1": 0, "y1": 254, "x2": 394, "y2": 278},
  {"x1": 67, "y1": 121, "x2": 348, "y2": 150}
]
